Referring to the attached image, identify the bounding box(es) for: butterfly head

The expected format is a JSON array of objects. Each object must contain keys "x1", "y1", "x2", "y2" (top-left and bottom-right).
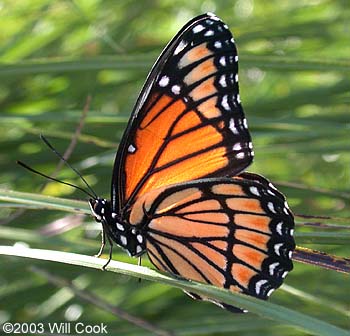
[
  {"x1": 89, "y1": 197, "x2": 107, "y2": 222},
  {"x1": 89, "y1": 198, "x2": 146, "y2": 257}
]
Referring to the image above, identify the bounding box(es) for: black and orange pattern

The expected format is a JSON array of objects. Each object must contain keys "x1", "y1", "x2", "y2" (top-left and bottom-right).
[
  {"x1": 89, "y1": 13, "x2": 295, "y2": 312},
  {"x1": 111, "y1": 13, "x2": 253, "y2": 211},
  {"x1": 128, "y1": 175, "x2": 294, "y2": 312}
]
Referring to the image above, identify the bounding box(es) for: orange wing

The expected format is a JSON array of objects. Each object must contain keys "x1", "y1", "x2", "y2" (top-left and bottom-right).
[
  {"x1": 111, "y1": 13, "x2": 253, "y2": 212},
  {"x1": 128, "y1": 173, "x2": 295, "y2": 312}
]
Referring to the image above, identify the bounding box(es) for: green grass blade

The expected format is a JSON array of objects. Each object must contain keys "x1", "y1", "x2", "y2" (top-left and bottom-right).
[
  {"x1": 0, "y1": 189, "x2": 88, "y2": 214},
  {"x1": 0, "y1": 246, "x2": 348, "y2": 336}
]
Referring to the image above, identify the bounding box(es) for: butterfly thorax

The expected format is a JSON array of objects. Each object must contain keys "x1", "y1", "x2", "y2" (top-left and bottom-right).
[{"x1": 89, "y1": 198, "x2": 146, "y2": 257}]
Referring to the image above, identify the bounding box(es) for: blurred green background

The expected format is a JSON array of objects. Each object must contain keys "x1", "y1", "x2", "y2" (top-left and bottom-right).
[{"x1": 0, "y1": 1, "x2": 349, "y2": 335}]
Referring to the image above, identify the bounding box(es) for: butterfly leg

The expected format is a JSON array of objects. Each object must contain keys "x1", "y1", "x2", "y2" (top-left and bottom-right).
[
  {"x1": 138, "y1": 256, "x2": 142, "y2": 283},
  {"x1": 102, "y1": 234, "x2": 114, "y2": 270},
  {"x1": 94, "y1": 225, "x2": 106, "y2": 258}
]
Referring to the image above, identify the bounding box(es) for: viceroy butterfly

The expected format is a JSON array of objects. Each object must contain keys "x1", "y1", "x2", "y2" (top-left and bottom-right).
[{"x1": 87, "y1": 12, "x2": 296, "y2": 313}]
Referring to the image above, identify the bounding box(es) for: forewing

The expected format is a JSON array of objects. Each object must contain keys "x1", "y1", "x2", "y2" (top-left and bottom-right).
[
  {"x1": 129, "y1": 175, "x2": 295, "y2": 312},
  {"x1": 112, "y1": 13, "x2": 253, "y2": 212}
]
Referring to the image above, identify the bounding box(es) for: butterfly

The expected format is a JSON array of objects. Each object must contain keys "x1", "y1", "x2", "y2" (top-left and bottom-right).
[{"x1": 89, "y1": 12, "x2": 295, "y2": 313}]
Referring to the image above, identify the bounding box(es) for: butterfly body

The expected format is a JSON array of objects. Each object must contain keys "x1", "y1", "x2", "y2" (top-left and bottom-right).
[
  {"x1": 90, "y1": 13, "x2": 295, "y2": 312},
  {"x1": 89, "y1": 198, "x2": 146, "y2": 257}
]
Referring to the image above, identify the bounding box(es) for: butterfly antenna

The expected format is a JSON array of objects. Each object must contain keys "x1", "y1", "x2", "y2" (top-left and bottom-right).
[
  {"x1": 17, "y1": 160, "x2": 95, "y2": 199},
  {"x1": 40, "y1": 134, "x2": 98, "y2": 199}
]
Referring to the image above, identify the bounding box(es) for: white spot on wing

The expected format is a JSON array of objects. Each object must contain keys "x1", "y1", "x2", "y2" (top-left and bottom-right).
[
  {"x1": 233, "y1": 143, "x2": 242, "y2": 151},
  {"x1": 219, "y1": 56, "x2": 226, "y2": 66},
  {"x1": 214, "y1": 41, "x2": 222, "y2": 49},
  {"x1": 159, "y1": 76, "x2": 169, "y2": 87},
  {"x1": 229, "y1": 73, "x2": 234, "y2": 84},
  {"x1": 274, "y1": 243, "x2": 283, "y2": 256},
  {"x1": 229, "y1": 118, "x2": 239, "y2": 134},
  {"x1": 267, "y1": 189, "x2": 276, "y2": 196},
  {"x1": 231, "y1": 94, "x2": 237, "y2": 107},
  {"x1": 204, "y1": 30, "x2": 214, "y2": 36},
  {"x1": 208, "y1": 13, "x2": 220, "y2": 21},
  {"x1": 267, "y1": 288, "x2": 274, "y2": 297},
  {"x1": 219, "y1": 75, "x2": 227, "y2": 87},
  {"x1": 269, "y1": 182, "x2": 278, "y2": 190},
  {"x1": 120, "y1": 235, "x2": 127, "y2": 246},
  {"x1": 249, "y1": 186, "x2": 260, "y2": 196},
  {"x1": 276, "y1": 222, "x2": 283, "y2": 235},
  {"x1": 235, "y1": 74, "x2": 239, "y2": 82},
  {"x1": 116, "y1": 223, "x2": 124, "y2": 231},
  {"x1": 243, "y1": 118, "x2": 248, "y2": 129},
  {"x1": 235, "y1": 55, "x2": 239, "y2": 62},
  {"x1": 221, "y1": 95, "x2": 230, "y2": 110},
  {"x1": 171, "y1": 85, "x2": 181, "y2": 94},
  {"x1": 193, "y1": 24, "x2": 205, "y2": 33},
  {"x1": 268, "y1": 202, "x2": 276, "y2": 213},
  {"x1": 136, "y1": 245, "x2": 143, "y2": 254},
  {"x1": 255, "y1": 279, "x2": 268, "y2": 295},
  {"x1": 236, "y1": 152, "x2": 245, "y2": 159},
  {"x1": 237, "y1": 94, "x2": 241, "y2": 103},
  {"x1": 137, "y1": 234, "x2": 143, "y2": 243},
  {"x1": 128, "y1": 144, "x2": 136, "y2": 153},
  {"x1": 269, "y1": 262, "x2": 280, "y2": 275},
  {"x1": 174, "y1": 40, "x2": 187, "y2": 55}
]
